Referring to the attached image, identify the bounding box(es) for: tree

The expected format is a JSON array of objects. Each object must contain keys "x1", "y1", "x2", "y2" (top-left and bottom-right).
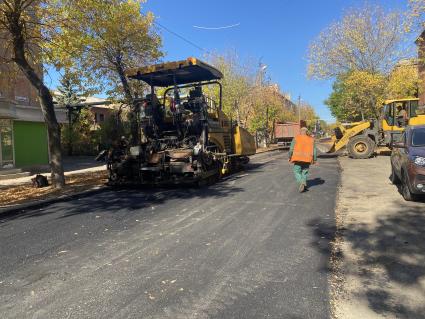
[
  {"x1": 409, "y1": 0, "x2": 425, "y2": 29},
  {"x1": 325, "y1": 71, "x2": 386, "y2": 121},
  {"x1": 386, "y1": 60, "x2": 420, "y2": 99},
  {"x1": 0, "y1": 0, "x2": 66, "y2": 187},
  {"x1": 55, "y1": 0, "x2": 162, "y2": 145},
  {"x1": 208, "y1": 53, "x2": 306, "y2": 138},
  {"x1": 56, "y1": 71, "x2": 87, "y2": 155},
  {"x1": 207, "y1": 52, "x2": 255, "y2": 126},
  {"x1": 307, "y1": 5, "x2": 408, "y2": 79},
  {"x1": 325, "y1": 62, "x2": 420, "y2": 122},
  {"x1": 55, "y1": 72, "x2": 85, "y2": 107},
  {"x1": 61, "y1": 108, "x2": 96, "y2": 155}
]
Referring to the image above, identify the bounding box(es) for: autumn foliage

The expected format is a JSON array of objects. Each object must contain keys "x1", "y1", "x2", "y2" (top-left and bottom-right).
[{"x1": 309, "y1": 4, "x2": 420, "y2": 122}]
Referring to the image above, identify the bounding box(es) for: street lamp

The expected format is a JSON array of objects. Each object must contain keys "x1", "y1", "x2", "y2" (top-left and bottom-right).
[{"x1": 259, "y1": 63, "x2": 268, "y2": 146}]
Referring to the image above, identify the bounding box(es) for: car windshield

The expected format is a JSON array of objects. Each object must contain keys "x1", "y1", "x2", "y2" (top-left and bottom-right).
[{"x1": 412, "y1": 128, "x2": 425, "y2": 147}]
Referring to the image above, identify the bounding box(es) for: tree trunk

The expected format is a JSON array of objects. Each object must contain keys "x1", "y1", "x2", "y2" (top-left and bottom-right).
[
  {"x1": 9, "y1": 10, "x2": 65, "y2": 188},
  {"x1": 115, "y1": 60, "x2": 139, "y2": 146}
]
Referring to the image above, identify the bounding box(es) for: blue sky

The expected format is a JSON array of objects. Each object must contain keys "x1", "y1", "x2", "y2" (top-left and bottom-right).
[
  {"x1": 141, "y1": 0, "x2": 411, "y2": 122},
  {"x1": 45, "y1": 0, "x2": 411, "y2": 122}
]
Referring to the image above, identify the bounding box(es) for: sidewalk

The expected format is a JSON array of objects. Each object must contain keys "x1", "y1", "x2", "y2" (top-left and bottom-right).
[
  {"x1": 332, "y1": 156, "x2": 425, "y2": 318},
  {"x1": 0, "y1": 157, "x2": 107, "y2": 208},
  {"x1": 0, "y1": 156, "x2": 106, "y2": 187}
]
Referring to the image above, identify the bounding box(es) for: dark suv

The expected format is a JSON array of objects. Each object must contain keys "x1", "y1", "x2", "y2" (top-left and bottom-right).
[{"x1": 390, "y1": 125, "x2": 425, "y2": 201}]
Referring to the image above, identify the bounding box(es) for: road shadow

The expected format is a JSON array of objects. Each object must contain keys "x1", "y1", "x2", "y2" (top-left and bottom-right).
[
  {"x1": 307, "y1": 178, "x2": 325, "y2": 188},
  {"x1": 309, "y1": 200, "x2": 425, "y2": 318},
  {"x1": 0, "y1": 161, "x2": 268, "y2": 224},
  {"x1": 307, "y1": 217, "x2": 337, "y2": 274},
  {"x1": 318, "y1": 153, "x2": 340, "y2": 159}
]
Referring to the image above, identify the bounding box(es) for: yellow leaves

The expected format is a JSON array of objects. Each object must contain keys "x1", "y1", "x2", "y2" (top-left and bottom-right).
[
  {"x1": 326, "y1": 62, "x2": 420, "y2": 122},
  {"x1": 48, "y1": 0, "x2": 163, "y2": 98},
  {"x1": 326, "y1": 70, "x2": 387, "y2": 121},
  {"x1": 387, "y1": 61, "x2": 420, "y2": 99},
  {"x1": 307, "y1": 5, "x2": 406, "y2": 80},
  {"x1": 207, "y1": 52, "x2": 317, "y2": 134}
]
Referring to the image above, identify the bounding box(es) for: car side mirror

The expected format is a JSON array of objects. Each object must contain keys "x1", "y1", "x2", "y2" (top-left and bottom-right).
[{"x1": 391, "y1": 142, "x2": 406, "y2": 149}]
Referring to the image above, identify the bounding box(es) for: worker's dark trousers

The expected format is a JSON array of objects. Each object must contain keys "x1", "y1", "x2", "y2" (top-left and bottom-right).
[{"x1": 293, "y1": 162, "x2": 310, "y2": 186}]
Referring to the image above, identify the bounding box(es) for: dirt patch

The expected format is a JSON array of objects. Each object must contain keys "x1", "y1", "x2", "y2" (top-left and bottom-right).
[
  {"x1": 332, "y1": 156, "x2": 425, "y2": 319},
  {"x1": 0, "y1": 171, "x2": 108, "y2": 207},
  {"x1": 330, "y1": 187, "x2": 347, "y2": 319}
]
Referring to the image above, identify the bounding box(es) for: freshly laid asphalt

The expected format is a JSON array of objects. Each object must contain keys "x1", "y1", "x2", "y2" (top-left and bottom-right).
[{"x1": 0, "y1": 151, "x2": 339, "y2": 319}]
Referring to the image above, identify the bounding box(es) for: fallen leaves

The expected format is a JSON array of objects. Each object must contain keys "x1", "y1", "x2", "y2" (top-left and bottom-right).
[{"x1": 0, "y1": 171, "x2": 108, "y2": 206}]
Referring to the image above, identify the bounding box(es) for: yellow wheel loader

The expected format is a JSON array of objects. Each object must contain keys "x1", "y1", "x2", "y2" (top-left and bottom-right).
[{"x1": 318, "y1": 98, "x2": 425, "y2": 159}]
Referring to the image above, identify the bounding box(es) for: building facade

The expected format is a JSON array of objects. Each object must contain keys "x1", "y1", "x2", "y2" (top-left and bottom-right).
[
  {"x1": 0, "y1": 44, "x2": 66, "y2": 168},
  {"x1": 416, "y1": 30, "x2": 425, "y2": 106}
]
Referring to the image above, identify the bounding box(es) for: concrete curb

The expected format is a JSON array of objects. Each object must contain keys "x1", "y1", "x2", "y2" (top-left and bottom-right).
[
  {"x1": 0, "y1": 185, "x2": 109, "y2": 217},
  {"x1": 255, "y1": 147, "x2": 284, "y2": 155}
]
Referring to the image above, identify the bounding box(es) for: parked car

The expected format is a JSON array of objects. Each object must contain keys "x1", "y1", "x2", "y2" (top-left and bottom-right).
[{"x1": 390, "y1": 125, "x2": 425, "y2": 201}]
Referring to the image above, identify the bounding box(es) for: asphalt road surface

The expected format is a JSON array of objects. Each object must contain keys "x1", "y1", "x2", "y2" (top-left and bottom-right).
[{"x1": 0, "y1": 151, "x2": 339, "y2": 319}]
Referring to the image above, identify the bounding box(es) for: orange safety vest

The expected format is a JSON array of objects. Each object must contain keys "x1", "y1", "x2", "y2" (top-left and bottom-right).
[{"x1": 290, "y1": 135, "x2": 314, "y2": 163}]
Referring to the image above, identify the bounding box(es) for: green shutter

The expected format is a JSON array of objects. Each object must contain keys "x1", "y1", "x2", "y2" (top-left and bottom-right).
[{"x1": 13, "y1": 121, "x2": 49, "y2": 167}]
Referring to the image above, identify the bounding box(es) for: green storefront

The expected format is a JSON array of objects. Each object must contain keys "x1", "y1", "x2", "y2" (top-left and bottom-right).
[{"x1": 0, "y1": 119, "x2": 49, "y2": 168}]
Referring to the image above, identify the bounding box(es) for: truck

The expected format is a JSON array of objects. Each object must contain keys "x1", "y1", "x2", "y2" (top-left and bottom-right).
[
  {"x1": 104, "y1": 57, "x2": 257, "y2": 186},
  {"x1": 273, "y1": 120, "x2": 307, "y2": 148},
  {"x1": 273, "y1": 122, "x2": 301, "y2": 148}
]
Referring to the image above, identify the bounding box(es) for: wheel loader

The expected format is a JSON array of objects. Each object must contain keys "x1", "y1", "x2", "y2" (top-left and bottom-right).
[
  {"x1": 317, "y1": 98, "x2": 425, "y2": 159},
  {"x1": 105, "y1": 57, "x2": 256, "y2": 185}
]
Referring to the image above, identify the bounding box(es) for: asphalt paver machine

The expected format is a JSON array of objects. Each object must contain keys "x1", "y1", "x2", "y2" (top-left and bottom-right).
[{"x1": 106, "y1": 57, "x2": 256, "y2": 185}]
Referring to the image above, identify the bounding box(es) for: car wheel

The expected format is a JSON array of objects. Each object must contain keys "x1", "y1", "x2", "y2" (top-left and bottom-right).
[
  {"x1": 401, "y1": 171, "x2": 418, "y2": 202},
  {"x1": 390, "y1": 164, "x2": 401, "y2": 185},
  {"x1": 347, "y1": 135, "x2": 375, "y2": 159}
]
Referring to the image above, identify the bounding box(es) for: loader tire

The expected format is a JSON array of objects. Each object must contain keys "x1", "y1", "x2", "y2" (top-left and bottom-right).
[{"x1": 347, "y1": 135, "x2": 375, "y2": 159}]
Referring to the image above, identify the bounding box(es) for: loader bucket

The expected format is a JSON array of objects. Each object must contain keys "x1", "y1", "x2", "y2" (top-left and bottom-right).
[{"x1": 316, "y1": 137, "x2": 335, "y2": 154}]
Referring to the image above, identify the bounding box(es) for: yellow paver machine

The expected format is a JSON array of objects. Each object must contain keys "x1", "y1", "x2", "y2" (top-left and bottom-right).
[
  {"x1": 106, "y1": 57, "x2": 256, "y2": 185},
  {"x1": 317, "y1": 98, "x2": 425, "y2": 159}
]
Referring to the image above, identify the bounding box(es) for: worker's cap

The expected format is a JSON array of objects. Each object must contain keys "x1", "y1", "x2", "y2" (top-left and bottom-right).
[{"x1": 300, "y1": 127, "x2": 309, "y2": 133}]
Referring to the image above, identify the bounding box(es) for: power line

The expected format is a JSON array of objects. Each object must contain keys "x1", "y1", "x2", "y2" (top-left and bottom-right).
[
  {"x1": 141, "y1": 12, "x2": 211, "y2": 55},
  {"x1": 141, "y1": 12, "x2": 307, "y2": 107},
  {"x1": 193, "y1": 23, "x2": 241, "y2": 30}
]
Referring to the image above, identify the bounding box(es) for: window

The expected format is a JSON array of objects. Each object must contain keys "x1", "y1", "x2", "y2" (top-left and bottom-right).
[
  {"x1": 15, "y1": 96, "x2": 29, "y2": 103},
  {"x1": 94, "y1": 113, "x2": 99, "y2": 124},
  {"x1": 99, "y1": 114, "x2": 105, "y2": 122},
  {"x1": 383, "y1": 103, "x2": 394, "y2": 126},
  {"x1": 410, "y1": 100, "x2": 419, "y2": 117},
  {"x1": 412, "y1": 128, "x2": 425, "y2": 147},
  {"x1": 413, "y1": 104, "x2": 425, "y2": 117},
  {"x1": 0, "y1": 120, "x2": 14, "y2": 167}
]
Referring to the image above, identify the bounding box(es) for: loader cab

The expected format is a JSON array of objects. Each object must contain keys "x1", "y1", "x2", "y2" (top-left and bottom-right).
[
  {"x1": 382, "y1": 98, "x2": 425, "y2": 144},
  {"x1": 382, "y1": 99, "x2": 421, "y2": 130}
]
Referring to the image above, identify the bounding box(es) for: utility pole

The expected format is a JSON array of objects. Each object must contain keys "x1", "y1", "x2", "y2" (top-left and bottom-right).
[
  {"x1": 66, "y1": 104, "x2": 73, "y2": 156},
  {"x1": 259, "y1": 63, "x2": 268, "y2": 146},
  {"x1": 265, "y1": 105, "x2": 269, "y2": 146},
  {"x1": 298, "y1": 95, "x2": 301, "y2": 124}
]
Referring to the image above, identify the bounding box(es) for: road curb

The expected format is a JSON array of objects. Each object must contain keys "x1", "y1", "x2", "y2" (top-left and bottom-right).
[
  {"x1": 255, "y1": 147, "x2": 284, "y2": 155},
  {"x1": 0, "y1": 185, "x2": 109, "y2": 217}
]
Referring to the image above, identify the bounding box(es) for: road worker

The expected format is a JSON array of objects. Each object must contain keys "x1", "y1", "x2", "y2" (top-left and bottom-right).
[
  {"x1": 288, "y1": 127, "x2": 317, "y2": 193},
  {"x1": 396, "y1": 105, "x2": 408, "y2": 127}
]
